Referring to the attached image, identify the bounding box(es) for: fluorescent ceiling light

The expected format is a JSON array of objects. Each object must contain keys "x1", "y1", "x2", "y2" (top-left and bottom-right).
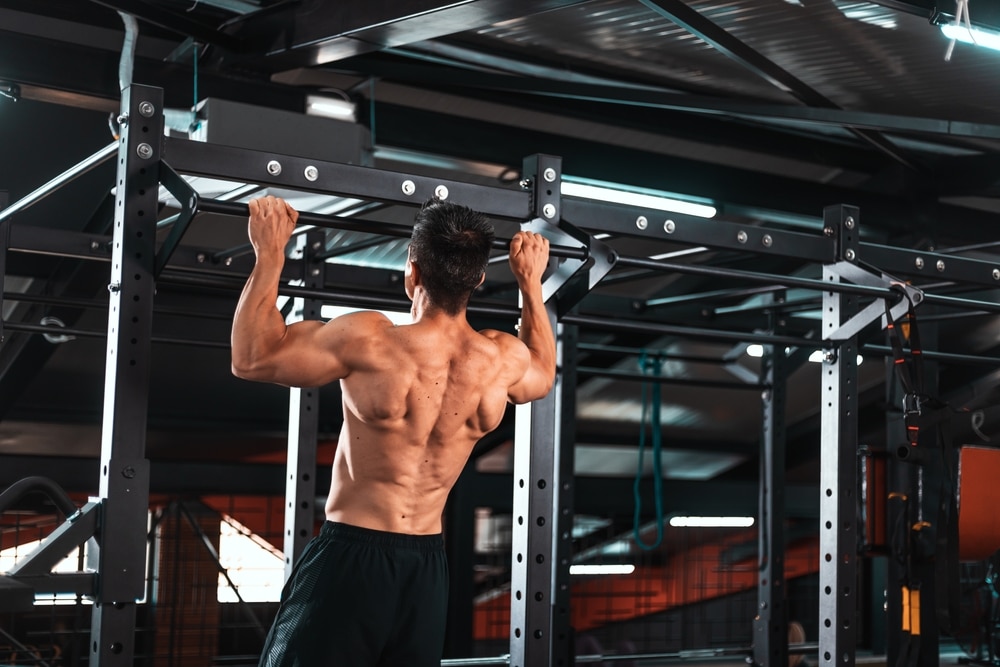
[
  {"x1": 570, "y1": 563, "x2": 636, "y2": 576},
  {"x1": 669, "y1": 516, "x2": 755, "y2": 528},
  {"x1": 561, "y1": 180, "x2": 716, "y2": 218},
  {"x1": 941, "y1": 24, "x2": 1000, "y2": 52},
  {"x1": 305, "y1": 94, "x2": 356, "y2": 121}
]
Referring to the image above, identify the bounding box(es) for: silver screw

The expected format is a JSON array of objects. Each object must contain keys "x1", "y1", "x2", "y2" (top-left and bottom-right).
[
  {"x1": 824, "y1": 350, "x2": 836, "y2": 363},
  {"x1": 845, "y1": 216, "x2": 855, "y2": 229},
  {"x1": 90, "y1": 241, "x2": 100, "y2": 251},
  {"x1": 823, "y1": 226, "x2": 834, "y2": 237},
  {"x1": 762, "y1": 234, "x2": 773, "y2": 247},
  {"x1": 304, "y1": 165, "x2": 319, "y2": 182},
  {"x1": 542, "y1": 167, "x2": 557, "y2": 183},
  {"x1": 117, "y1": 113, "x2": 129, "y2": 127},
  {"x1": 122, "y1": 466, "x2": 136, "y2": 479},
  {"x1": 136, "y1": 143, "x2": 153, "y2": 159},
  {"x1": 936, "y1": 259, "x2": 946, "y2": 272},
  {"x1": 108, "y1": 282, "x2": 121, "y2": 293},
  {"x1": 915, "y1": 257, "x2": 924, "y2": 269},
  {"x1": 542, "y1": 203, "x2": 557, "y2": 219},
  {"x1": 266, "y1": 160, "x2": 282, "y2": 176},
  {"x1": 519, "y1": 178, "x2": 531, "y2": 190},
  {"x1": 225, "y1": 257, "x2": 233, "y2": 267},
  {"x1": 912, "y1": 292, "x2": 922, "y2": 303},
  {"x1": 664, "y1": 220, "x2": 676, "y2": 234},
  {"x1": 434, "y1": 185, "x2": 449, "y2": 200},
  {"x1": 993, "y1": 269, "x2": 1000, "y2": 281},
  {"x1": 311, "y1": 267, "x2": 321, "y2": 277},
  {"x1": 737, "y1": 230, "x2": 748, "y2": 244},
  {"x1": 636, "y1": 216, "x2": 648, "y2": 230},
  {"x1": 138, "y1": 101, "x2": 155, "y2": 118},
  {"x1": 845, "y1": 249, "x2": 856, "y2": 261},
  {"x1": 196, "y1": 253, "x2": 207, "y2": 263},
  {"x1": 401, "y1": 180, "x2": 416, "y2": 196}
]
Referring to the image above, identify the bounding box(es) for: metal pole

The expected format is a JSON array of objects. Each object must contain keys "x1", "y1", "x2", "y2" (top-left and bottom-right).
[
  {"x1": 818, "y1": 205, "x2": 862, "y2": 667},
  {"x1": 0, "y1": 142, "x2": 117, "y2": 223}
]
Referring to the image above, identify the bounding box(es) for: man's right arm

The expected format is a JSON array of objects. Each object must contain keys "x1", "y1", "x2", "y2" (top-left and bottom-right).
[{"x1": 506, "y1": 231, "x2": 556, "y2": 404}]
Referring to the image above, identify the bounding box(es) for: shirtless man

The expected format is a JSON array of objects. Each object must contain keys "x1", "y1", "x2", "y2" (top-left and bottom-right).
[{"x1": 231, "y1": 195, "x2": 556, "y2": 667}]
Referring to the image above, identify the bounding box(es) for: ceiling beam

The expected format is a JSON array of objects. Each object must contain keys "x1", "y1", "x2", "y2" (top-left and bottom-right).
[
  {"x1": 88, "y1": 0, "x2": 244, "y2": 51},
  {"x1": 208, "y1": 0, "x2": 593, "y2": 72}
]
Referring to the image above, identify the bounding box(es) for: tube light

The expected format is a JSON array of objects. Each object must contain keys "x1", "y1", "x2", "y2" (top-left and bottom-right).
[
  {"x1": 746, "y1": 344, "x2": 863, "y2": 366},
  {"x1": 669, "y1": 516, "x2": 755, "y2": 528},
  {"x1": 941, "y1": 23, "x2": 1000, "y2": 52},
  {"x1": 570, "y1": 564, "x2": 636, "y2": 575},
  {"x1": 305, "y1": 94, "x2": 357, "y2": 121},
  {"x1": 561, "y1": 180, "x2": 717, "y2": 218}
]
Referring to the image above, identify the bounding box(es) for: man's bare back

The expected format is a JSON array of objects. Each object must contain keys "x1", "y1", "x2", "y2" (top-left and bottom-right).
[{"x1": 232, "y1": 195, "x2": 555, "y2": 533}]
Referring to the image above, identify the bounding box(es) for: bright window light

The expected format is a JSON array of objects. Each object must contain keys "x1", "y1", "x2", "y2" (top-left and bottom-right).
[
  {"x1": 941, "y1": 23, "x2": 1000, "y2": 52},
  {"x1": 561, "y1": 179, "x2": 716, "y2": 218},
  {"x1": 669, "y1": 516, "x2": 755, "y2": 528},
  {"x1": 217, "y1": 518, "x2": 284, "y2": 603},
  {"x1": 570, "y1": 563, "x2": 636, "y2": 575},
  {"x1": 0, "y1": 540, "x2": 95, "y2": 605},
  {"x1": 321, "y1": 305, "x2": 412, "y2": 325},
  {"x1": 746, "y1": 344, "x2": 862, "y2": 366}
]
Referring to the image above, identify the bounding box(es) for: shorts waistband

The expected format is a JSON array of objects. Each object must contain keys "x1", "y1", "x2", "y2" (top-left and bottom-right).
[{"x1": 319, "y1": 521, "x2": 444, "y2": 552}]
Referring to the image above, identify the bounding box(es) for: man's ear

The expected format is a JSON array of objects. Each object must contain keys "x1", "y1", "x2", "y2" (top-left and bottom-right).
[{"x1": 476, "y1": 271, "x2": 486, "y2": 288}]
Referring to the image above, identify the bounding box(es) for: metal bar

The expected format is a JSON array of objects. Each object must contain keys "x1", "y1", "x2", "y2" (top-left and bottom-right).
[
  {"x1": 90, "y1": 0, "x2": 245, "y2": 51},
  {"x1": 861, "y1": 242, "x2": 1000, "y2": 288},
  {"x1": 8, "y1": 502, "x2": 99, "y2": 577},
  {"x1": 0, "y1": 141, "x2": 117, "y2": 224},
  {"x1": 0, "y1": 320, "x2": 230, "y2": 348},
  {"x1": 818, "y1": 205, "x2": 861, "y2": 667},
  {"x1": 753, "y1": 296, "x2": 789, "y2": 667},
  {"x1": 0, "y1": 475, "x2": 79, "y2": 516},
  {"x1": 90, "y1": 83, "x2": 162, "y2": 667},
  {"x1": 577, "y1": 366, "x2": 767, "y2": 390},
  {"x1": 154, "y1": 163, "x2": 199, "y2": 277},
  {"x1": 283, "y1": 231, "x2": 323, "y2": 579},
  {"x1": 861, "y1": 344, "x2": 1000, "y2": 367},
  {"x1": 164, "y1": 136, "x2": 530, "y2": 219}
]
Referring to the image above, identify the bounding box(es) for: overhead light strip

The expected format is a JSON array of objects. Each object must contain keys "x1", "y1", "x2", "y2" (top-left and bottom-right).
[{"x1": 561, "y1": 179, "x2": 717, "y2": 218}]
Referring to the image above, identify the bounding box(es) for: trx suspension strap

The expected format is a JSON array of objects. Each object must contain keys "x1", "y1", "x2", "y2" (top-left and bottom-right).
[
  {"x1": 884, "y1": 286, "x2": 924, "y2": 446},
  {"x1": 634, "y1": 351, "x2": 664, "y2": 550}
]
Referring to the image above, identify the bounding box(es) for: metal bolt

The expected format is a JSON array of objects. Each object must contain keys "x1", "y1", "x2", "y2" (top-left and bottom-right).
[
  {"x1": 912, "y1": 292, "x2": 922, "y2": 303},
  {"x1": 823, "y1": 226, "x2": 834, "y2": 237},
  {"x1": 304, "y1": 165, "x2": 319, "y2": 182},
  {"x1": 664, "y1": 220, "x2": 676, "y2": 234},
  {"x1": 845, "y1": 216, "x2": 855, "y2": 229},
  {"x1": 266, "y1": 160, "x2": 282, "y2": 176},
  {"x1": 760, "y1": 601, "x2": 768, "y2": 610},
  {"x1": 434, "y1": 185, "x2": 449, "y2": 200},
  {"x1": 225, "y1": 257, "x2": 233, "y2": 267},
  {"x1": 107, "y1": 282, "x2": 120, "y2": 293},
  {"x1": 762, "y1": 390, "x2": 771, "y2": 401},
  {"x1": 90, "y1": 241, "x2": 100, "y2": 251},
  {"x1": 138, "y1": 101, "x2": 155, "y2": 118},
  {"x1": 915, "y1": 257, "x2": 924, "y2": 269},
  {"x1": 542, "y1": 203, "x2": 557, "y2": 219},
  {"x1": 762, "y1": 234, "x2": 773, "y2": 247},
  {"x1": 197, "y1": 253, "x2": 207, "y2": 263},
  {"x1": 636, "y1": 216, "x2": 648, "y2": 230},
  {"x1": 519, "y1": 178, "x2": 531, "y2": 190},
  {"x1": 136, "y1": 143, "x2": 153, "y2": 159},
  {"x1": 311, "y1": 267, "x2": 321, "y2": 277},
  {"x1": 401, "y1": 180, "x2": 416, "y2": 196},
  {"x1": 936, "y1": 259, "x2": 946, "y2": 272},
  {"x1": 116, "y1": 113, "x2": 129, "y2": 127},
  {"x1": 737, "y1": 230, "x2": 748, "y2": 244},
  {"x1": 542, "y1": 167, "x2": 557, "y2": 183},
  {"x1": 845, "y1": 249, "x2": 856, "y2": 261},
  {"x1": 993, "y1": 268, "x2": 1000, "y2": 281},
  {"x1": 824, "y1": 350, "x2": 836, "y2": 363},
  {"x1": 312, "y1": 241, "x2": 322, "y2": 251},
  {"x1": 607, "y1": 251, "x2": 618, "y2": 263},
  {"x1": 122, "y1": 466, "x2": 136, "y2": 479}
]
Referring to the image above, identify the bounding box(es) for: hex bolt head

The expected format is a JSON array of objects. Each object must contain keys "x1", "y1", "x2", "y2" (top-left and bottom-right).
[
  {"x1": 107, "y1": 282, "x2": 121, "y2": 294},
  {"x1": 136, "y1": 143, "x2": 153, "y2": 159},
  {"x1": 824, "y1": 350, "x2": 836, "y2": 363},
  {"x1": 994, "y1": 268, "x2": 1000, "y2": 281},
  {"x1": 401, "y1": 180, "x2": 416, "y2": 196},
  {"x1": 122, "y1": 466, "x2": 136, "y2": 479},
  {"x1": 266, "y1": 160, "x2": 282, "y2": 176},
  {"x1": 737, "y1": 230, "x2": 748, "y2": 244},
  {"x1": 138, "y1": 101, "x2": 155, "y2": 118},
  {"x1": 117, "y1": 113, "x2": 129, "y2": 127},
  {"x1": 762, "y1": 234, "x2": 773, "y2": 247},
  {"x1": 915, "y1": 257, "x2": 925, "y2": 269},
  {"x1": 823, "y1": 226, "x2": 834, "y2": 237},
  {"x1": 845, "y1": 216, "x2": 856, "y2": 229},
  {"x1": 90, "y1": 241, "x2": 100, "y2": 251},
  {"x1": 636, "y1": 216, "x2": 648, "y2": 230},
  {"x1": 197, "y1": 253, "x2": 207, "y2": 263},
  {"x1": 304, "y1": 165, "x2": 319, "y2": 182},
  {"x1": 664, "y1": 219, "x2": 676, "y2": 234},
  {"x1": 434, "y1": 184, "x2": 449, "y2": 200},
  {"x1": 519, "y1": 178, "x2": 531, "y2": 190},
  {"x1": 542, "y1": 203, "x2": 557, "y2": 219},
  {"x1": 936, "y1": 259, "x2": 946, "y2": 272},
  {"x1": 542, "y1": 167, "x2": 557, "y2": 182},
  {"x1": 311, "y1": 267, "x2": 321, "y2": 277},
  {"x1": 225, "y1": 257, "x2": 233, "y2": 267},
  {"x1": 845, "y1": 249, "x2": 856, "y2": 261}
]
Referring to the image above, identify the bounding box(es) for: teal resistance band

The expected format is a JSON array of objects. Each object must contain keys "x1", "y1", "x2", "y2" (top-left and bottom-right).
[{"x1": 633, "y1": 351, "x2": 664, "y2": 550}]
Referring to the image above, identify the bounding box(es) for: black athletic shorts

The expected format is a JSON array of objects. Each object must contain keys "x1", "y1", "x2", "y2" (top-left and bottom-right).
[{"x1": 258, "y1": 521, "x2": 448, "y2": 667}]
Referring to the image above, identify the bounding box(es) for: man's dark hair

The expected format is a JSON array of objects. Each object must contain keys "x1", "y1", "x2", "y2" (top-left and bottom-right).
[{"x1": 410, "y1": 199, "x2": 495, "y2": 315}]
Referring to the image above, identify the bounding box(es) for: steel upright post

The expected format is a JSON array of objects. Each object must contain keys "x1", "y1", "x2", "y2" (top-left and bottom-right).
[
  {"x1": 283, "y1": 229, "x2": 324, "y2": 577},
  {"x1": 509, "y1": 154, "x2": 575, "y2": 667},
  {"x1": 754, "y1": 293, "x2": 789, "y2": 667},
  {"x1": 91, "y1": 84, "x2": 163, "y2": 665},
  {"x1": 818, "y1": 205, "x2": 862, "y2": 667}
]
